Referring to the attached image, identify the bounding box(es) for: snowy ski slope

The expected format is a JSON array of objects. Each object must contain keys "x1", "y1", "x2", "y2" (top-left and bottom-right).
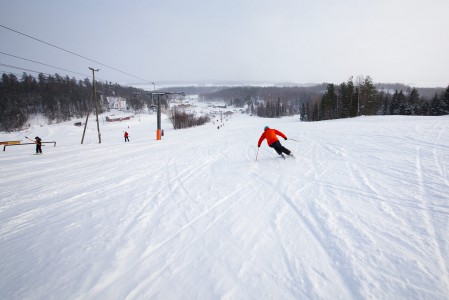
[{"x1": 1, "y1": 106, "x2": 449, "y2": 299}]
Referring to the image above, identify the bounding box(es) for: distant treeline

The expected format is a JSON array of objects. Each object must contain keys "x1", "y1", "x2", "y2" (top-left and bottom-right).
[
  {"x1": 2, "y1": 72, "x2": 448, "y2": 131},
  {"x1": 159, "y1": 86, "x2": 225, "y2": 95},
  {"x1": 202, "y1": 84, "x2": 327, "y2": 117},
  {"x1": 302, "y1": 77, "x2": 449, "y2": 121},
  {"x1": 201, "y1": 78, "x2": 449, "y2": 120},
  {"x1": 0, "y1": 72, "x2": 153, "y2": 131}
]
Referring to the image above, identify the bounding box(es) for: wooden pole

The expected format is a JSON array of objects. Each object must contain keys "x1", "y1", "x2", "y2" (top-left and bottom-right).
[
  {"x1": 89, "y1": 67, "x2": 101, "y2": 144},
  {"x1": 81, "y1": 95, "x2": 92, "y2": 144}
]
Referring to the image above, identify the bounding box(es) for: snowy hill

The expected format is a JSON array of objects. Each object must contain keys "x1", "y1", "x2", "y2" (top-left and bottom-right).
[{"x1": 1, "y1": 108, "x2": 449, "y2": 299}]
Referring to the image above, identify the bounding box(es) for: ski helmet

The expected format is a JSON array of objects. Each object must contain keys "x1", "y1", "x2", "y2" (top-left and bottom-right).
[{"x1": 264, "y1": 126, "x2": 269, "y2": 131}]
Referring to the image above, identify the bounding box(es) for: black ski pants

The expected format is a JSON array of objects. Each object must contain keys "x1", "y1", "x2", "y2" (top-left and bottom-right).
[{"x1": 269, "y1": 140, "x2": 290, "y2": 155}]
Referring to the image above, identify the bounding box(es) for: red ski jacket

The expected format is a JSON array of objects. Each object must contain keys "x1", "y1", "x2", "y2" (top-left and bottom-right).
[{"x1": 258, "y1": 128, "x2": 286, "y2": 147}]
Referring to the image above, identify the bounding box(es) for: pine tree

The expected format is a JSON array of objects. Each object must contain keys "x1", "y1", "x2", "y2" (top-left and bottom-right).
[
  {"x1": 430, "y1": 93, "x2": 441, "y2": 116},
  {"x1": 305, "y1": 103, "x2": 311, "y2": 121},
  {"x1": 408, "y1": 88, "x2": 419, "y2": 106},
  {"x1": 442, "y1": 85, "x2": 449, "y2": 114},
  {"x1": 338, "y1": 78, "x2": 355, "y2": 118},
  {"x1": 312, "y1": 103, "x2": 319, "y2": 121},
  {"x1": 359, "y1": 76, "x2": 378, "y2": 115},
  {"x1": 320, "y1": 84, "x2": 337, "y2": 120},
  {"x1": 300, "y1": 103, "x2": 306, "y2": 121},
  {"x1": 382, "y1": 94, "x2": 390, "y2": 115},
  {"x1": 389, "y1": 91, "x2": 399, "y2": 115}
]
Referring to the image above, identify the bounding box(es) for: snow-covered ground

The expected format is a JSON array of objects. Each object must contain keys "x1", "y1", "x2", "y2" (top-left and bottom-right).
[{"x1": 1, "y1": 105, "x2": 449, "y2": 299}]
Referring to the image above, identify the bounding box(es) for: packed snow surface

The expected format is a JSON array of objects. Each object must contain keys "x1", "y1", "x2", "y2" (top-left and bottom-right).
[{"x1": 1, "y1": 107, "x2": 449, "y2": 299}]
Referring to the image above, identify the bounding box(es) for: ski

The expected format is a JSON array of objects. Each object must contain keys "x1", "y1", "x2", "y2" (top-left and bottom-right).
[{"x1": 279, "y1": 153, "x2": 295, "y2": 160}]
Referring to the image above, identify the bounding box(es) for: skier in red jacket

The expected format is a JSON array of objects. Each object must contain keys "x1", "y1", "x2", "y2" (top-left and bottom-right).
[
  {"x1": 124, "y1": 131, "x2": 129, "y2": 142},
  {"x1": 258, "y1": 126, "x2": 293, "y2": 158}
]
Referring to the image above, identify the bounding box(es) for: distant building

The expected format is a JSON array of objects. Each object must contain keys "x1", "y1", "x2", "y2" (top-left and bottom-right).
[{"x1": 106, "y1": 97, "x2": 127, "y2": 111}]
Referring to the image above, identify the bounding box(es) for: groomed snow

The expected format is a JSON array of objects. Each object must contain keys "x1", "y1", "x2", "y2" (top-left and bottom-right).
[{"x1": 1, "y1": 106, "x2": 449, "y2": 299}]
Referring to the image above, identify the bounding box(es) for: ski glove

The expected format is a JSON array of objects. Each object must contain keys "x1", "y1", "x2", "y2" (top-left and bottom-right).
[{"x1": 284, "y1": 137, "x2": 287, "y2": 140}]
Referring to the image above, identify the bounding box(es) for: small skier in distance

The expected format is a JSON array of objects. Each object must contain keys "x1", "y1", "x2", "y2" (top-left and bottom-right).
[
  {"x1": 124, "y1": 131, "x2": 129, "y2": 142},
  {"x1": 257, "y1": 126, "x2": 293, "y2": 158},
  {"x1": 35, "y1": 136, "x2": 42, "y2": 154}
]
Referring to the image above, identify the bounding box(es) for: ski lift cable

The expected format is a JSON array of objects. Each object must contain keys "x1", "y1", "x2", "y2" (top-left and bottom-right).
[
  {"x1": 0, "y1": 51, "x2": 91, "y2": 78},
  {"x1": 0, "y1": 24, "x2": 154, "y2": 85}
]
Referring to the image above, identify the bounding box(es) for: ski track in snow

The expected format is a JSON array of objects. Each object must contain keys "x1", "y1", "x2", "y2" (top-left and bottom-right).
[{"x1": 1, "y1": 110, "x2": 449, "y2": 300}]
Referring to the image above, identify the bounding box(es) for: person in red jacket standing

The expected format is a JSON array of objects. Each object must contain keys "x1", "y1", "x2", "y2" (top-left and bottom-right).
[
  {"x1": 258, "y1": 126, "x2": 293, "y2": 158},
  {"x1": 124, "y1": 131, "x2": 129, "y2": 142}
]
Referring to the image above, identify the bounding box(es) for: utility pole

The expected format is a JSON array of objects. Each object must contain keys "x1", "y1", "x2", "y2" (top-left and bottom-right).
[
  {"x1": 81, "y1": 90, "x2": 92, "y2": 144},
  {"x1": 81, "y1": 68, "x2": 101, "y2": 144},
  {"x1": 89, "y1": 67, "x2": 101, "y2": 143}
]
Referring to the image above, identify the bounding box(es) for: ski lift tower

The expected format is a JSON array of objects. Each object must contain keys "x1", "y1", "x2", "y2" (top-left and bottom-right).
[
  {"x1": 151, "y1": 92, "x2": 184, "y2": 140},
  {"x1": 134, "y1": 91, "x2": 185, "y2": 140}
]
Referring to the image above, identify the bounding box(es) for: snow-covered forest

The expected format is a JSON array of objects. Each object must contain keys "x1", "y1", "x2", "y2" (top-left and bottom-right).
[{"x1": 2, "y1": 72, "x2": 448, "y2": 132}]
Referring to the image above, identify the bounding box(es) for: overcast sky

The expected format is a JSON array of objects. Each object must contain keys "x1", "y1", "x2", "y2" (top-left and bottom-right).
[{"x1": 1, "y1": 0, "x2": 448, "y2": 87}]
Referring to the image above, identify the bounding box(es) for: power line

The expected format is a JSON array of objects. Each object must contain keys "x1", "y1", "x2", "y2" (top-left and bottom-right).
[
  {"x1": 0, "y1": 24, "x2": 154, "y2": 84},
  {"x1": 1, "y1": 64, "x2": 149, "y2": 92},
  {"x1": 1, "y1": 63, "x2": 77, "y2": 81},
  {"x1": 0, "y1": 51, "x2": 90, "y2": 78},
  {"x1": 0, "y1": 70, "x2": 23, "y2": 77},
  {"x1": 0, "y1": 63, "x2": 50, "y2": 76},
  {"x1": 0, "y1": 62, "x2": 109, "y2": 82}
]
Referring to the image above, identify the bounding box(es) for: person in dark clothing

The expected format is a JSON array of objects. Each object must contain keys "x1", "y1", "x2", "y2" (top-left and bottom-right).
[
  {"x1": 35, "y1": 136, "x2": 42, "y2": 154},
  {"x1": 257, "y1": 126, "x2": 293, "y2": 157}
]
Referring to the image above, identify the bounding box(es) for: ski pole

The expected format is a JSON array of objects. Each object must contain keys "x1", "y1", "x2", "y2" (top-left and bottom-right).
[
  {"x1": 256, "y1": 147, "x2": 259, "y2": 161},
  {"x1": 289, "y1": 138, "x2": 300, "y2": 142},
  {"x1": 25, "y1": 136, "x2": 45, "y2": 145}
]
